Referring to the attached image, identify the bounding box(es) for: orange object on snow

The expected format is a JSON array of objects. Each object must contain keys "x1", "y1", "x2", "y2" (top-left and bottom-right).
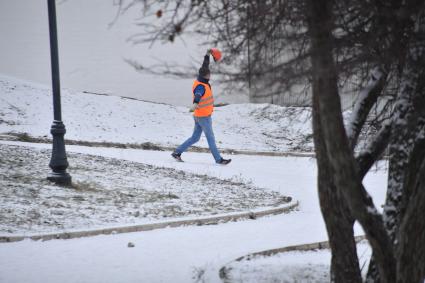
[{"x1": 211, "y1": 48, "x2": 222, "y2": 62}]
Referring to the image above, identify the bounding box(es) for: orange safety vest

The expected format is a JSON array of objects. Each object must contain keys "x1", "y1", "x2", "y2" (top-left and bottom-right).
[{"x1": 192, "y1": 80, "x2": 214, "y2": 117}]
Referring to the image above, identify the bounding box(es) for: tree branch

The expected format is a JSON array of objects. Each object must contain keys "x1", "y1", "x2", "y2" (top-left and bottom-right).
[
  {"x1": 356, "y1": 120, "x2": 392, "y2": 179},
  {"x1": 346, "y1": 67, "x2": 386, "y2": 149}
]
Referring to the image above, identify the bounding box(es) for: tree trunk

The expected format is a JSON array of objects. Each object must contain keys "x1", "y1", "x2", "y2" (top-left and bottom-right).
[
  {"x1": 396, "y1": 54, "x2": 425, "y2": 282},
  {"x1": 396, "y1": 137, "x2": 425, "y2": 282},
  {"x1": 313, "y1": 92, "x2": 362, "y2": 282},
  {"x1": 384, "y1": 94, "x2": 415, "y2": 242},
  {"x1": 365, "y1": 70, "x2": 424, "y2": 282},
  {"x1": 306, "y1": 0, "x2": 396, "y2": 281}
]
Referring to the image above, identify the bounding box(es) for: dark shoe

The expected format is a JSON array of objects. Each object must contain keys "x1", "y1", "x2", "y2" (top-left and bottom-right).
[
  {"x1": 217, "y1": 158, "x2": 231, "y2": 165},
  {"x1": 171, "y1": 152, "x2": 183, "y2": 162}
]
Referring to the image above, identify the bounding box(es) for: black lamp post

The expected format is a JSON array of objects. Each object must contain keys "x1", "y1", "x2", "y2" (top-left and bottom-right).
[{"x1": 47, "y1": 0, "x2": 71, "y2": 185}]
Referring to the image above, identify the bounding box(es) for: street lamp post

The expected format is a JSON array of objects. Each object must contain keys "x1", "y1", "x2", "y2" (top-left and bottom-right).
[{"x1": 47, "y1": 0, "x2": 71, "y2": 185}]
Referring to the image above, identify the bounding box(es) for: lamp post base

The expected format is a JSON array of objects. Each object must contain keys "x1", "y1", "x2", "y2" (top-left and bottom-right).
[
  {"x1": 48, "y1": 120, "x2": 72, "y2": 186},
  {"x1": 47, "y1": 171, "x2": 72, "y2": 185}
]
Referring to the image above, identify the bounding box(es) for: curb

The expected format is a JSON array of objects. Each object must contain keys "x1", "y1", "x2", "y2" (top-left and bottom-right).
[
  {"x1": 0, "y1": 201, "x2": 299, "y2": 243},
  {"x1": 219, "y1": 235, "x2": 366, "y2": 282}
]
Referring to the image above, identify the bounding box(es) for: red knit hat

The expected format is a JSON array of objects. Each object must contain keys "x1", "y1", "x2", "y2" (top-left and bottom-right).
[{"x1": 211, "y1": 48, "x2": 222, "y2": 62}]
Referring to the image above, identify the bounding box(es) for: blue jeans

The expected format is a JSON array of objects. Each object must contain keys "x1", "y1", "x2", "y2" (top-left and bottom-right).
[{"x1": 175, "y1": 116, "x2": 222, "y2": 162}]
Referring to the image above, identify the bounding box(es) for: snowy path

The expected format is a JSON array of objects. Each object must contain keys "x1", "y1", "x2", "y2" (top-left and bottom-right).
[{"x1": 0, "y1": 141, "x2": 387, "y2": 283}]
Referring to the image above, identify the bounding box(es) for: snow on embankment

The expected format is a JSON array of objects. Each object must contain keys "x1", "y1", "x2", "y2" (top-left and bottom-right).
[{"x1": 0, "y1": 75, "x2": 313, "y2": 152}]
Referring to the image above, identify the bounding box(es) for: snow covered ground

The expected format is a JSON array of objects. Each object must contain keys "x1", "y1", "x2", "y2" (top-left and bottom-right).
[
  {"x1": 0, "y1": 75, "x2": 314, "y2": 152},
  {"x1": 0, "y1": 143, "x2": 291, "y2": 235},
  {"x1": 0, "y1": 75, "x2": 388, "y2": 282},
  {"x1": 222, "y1": 241, "x2": 372, "y2": 283},
  {"x1": 0, "y1": 140, "x2": 387, "y2": 283}
]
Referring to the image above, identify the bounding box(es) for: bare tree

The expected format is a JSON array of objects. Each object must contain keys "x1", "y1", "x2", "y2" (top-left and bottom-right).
[
  {"x1": 120, "y1": 0, "x2": 425, "y2": 281},
  {"x1": 307, "y1": 0, "x2": 425, "y2": 282}
]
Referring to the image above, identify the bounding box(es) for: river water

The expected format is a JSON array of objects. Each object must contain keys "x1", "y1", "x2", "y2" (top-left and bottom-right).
[{"x1": 0, "y1": 0, "x2": 240, "y2": 106}]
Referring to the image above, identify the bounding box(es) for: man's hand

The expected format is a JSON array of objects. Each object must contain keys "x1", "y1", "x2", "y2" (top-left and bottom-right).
[{"x1": 189, "y1": 103, "x2": 198, "y2": 112}]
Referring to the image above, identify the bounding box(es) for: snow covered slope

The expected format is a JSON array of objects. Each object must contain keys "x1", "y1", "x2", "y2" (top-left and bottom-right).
[{"x1": 0, "y1": 75, "x2": 313, "y2": 152}]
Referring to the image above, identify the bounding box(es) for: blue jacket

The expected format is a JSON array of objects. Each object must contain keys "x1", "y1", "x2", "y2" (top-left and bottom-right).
[
  {"x1": 193, "y1": 55, "x2": 211, "y2": 103},
  {"x1": 193, "y1": 76, "x2": 211, "y2": 103}
]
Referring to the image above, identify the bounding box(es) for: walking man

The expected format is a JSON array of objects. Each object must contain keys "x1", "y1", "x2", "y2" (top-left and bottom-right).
[{"x1": 172, "y1": 49, "x2": 231, "y2": 165}]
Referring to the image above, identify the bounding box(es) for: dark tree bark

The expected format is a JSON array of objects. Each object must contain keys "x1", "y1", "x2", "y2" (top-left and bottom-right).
[
  {"x1": 395, "y1": 49, "x2": 425, "y2": 282},
  {"x1": 384, "y1": 93, "x2": 415, "y2": 241},
  {"x1": 306, "y1": 0, "x2": 396, "y2": 281},
  {"x1": 313, "y1": 92, "x2": 362, "y2": 282},
  {"x1": 365, "y1": 82, "x2": 424, "y2": 282},
  {"x1": 396, "y1": 135, "x2": 425, "y2": 282}
]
